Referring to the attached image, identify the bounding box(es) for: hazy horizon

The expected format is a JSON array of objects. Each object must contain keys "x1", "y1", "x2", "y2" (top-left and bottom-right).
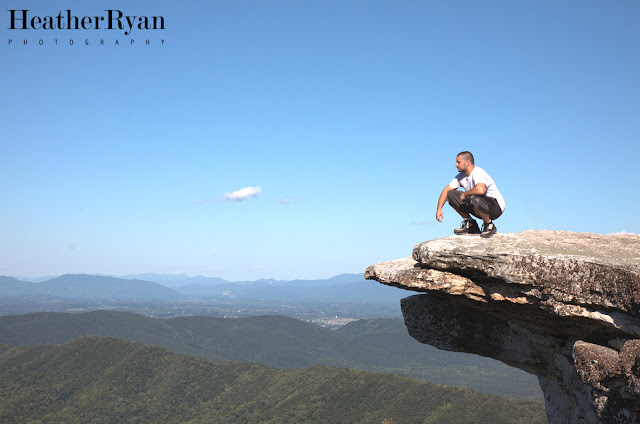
[{"x1": 4, "y1": 271, "x2": 366, "y2": 283}]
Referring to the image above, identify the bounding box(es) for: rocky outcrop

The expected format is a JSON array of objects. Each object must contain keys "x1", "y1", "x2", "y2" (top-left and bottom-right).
[{"x1": 365, "y1": 230, "x2": 640, "y2": 423}]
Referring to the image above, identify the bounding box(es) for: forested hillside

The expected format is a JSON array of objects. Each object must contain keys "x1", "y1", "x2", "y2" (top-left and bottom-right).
[
  {"x1": 0, "y1": 311, "x2": 541, "y2": 399},
  {"x1": 0, "y1": 337, "x2": 546, "y2": 424}
]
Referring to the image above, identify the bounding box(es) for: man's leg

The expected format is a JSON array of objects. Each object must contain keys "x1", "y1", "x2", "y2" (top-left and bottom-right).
[
  {"x1": 446, "y1": 191, "x2": 480, "y2": 234},
  {"x1": 446, "y1": 190, "x2": 472, "y2": 219},
  {"x1": 469, "y1": 196, "x2": 502, "y2": 237},
  {"x1": 472, "y1": 205, "x2": 491, "y2": 223},
  {"x1": 469, "y1": 196, "x2": 502, "y2": 222}
]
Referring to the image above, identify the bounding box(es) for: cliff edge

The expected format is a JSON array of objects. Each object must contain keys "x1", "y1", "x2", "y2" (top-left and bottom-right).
[{"x1": 365, "y1": 230, "x2": 640, "y2": 424}]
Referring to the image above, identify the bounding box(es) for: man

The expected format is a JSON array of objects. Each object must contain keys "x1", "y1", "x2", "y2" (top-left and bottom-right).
[{"x1": 435, "y1": 151, "x2": 505, "y2": 238}]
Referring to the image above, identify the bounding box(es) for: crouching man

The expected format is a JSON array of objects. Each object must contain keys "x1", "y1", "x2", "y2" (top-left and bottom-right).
[{"x1": 435, "y1": 151, "x2": 505, "y2": 238}]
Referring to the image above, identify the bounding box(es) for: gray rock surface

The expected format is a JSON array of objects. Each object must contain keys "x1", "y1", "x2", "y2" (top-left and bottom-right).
[{"x1": 365, "y1": 230, "x2": 640, "y2": 423}]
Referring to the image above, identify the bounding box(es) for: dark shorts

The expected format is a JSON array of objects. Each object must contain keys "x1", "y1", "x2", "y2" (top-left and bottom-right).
[{"x1": 447, "y1": 190, "x2": 503, "y2": 220}]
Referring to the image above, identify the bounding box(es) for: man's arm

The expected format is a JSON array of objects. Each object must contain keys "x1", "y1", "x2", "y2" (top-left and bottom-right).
[
  {"x1": 436, "y1": 185, "x2": 455, "y2": 222},
  {"x1": 459, "y1": 183, "x2": 486, "y2": 201}
]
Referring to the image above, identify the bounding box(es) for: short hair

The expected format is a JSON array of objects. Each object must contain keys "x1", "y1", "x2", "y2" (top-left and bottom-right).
[{"x1": 457, "y1": 151, "x2": 474, "y2": 165}]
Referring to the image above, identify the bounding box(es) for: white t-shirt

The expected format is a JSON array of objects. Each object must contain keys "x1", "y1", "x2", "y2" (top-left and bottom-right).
[{"x1": 449, "y1": 166, "x2": 505, "y2": 212}]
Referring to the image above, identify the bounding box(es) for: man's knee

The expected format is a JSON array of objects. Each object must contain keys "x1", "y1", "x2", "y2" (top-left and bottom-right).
[
  {"x1": 470, "y1": 196, "x2": 489, "y2": 213},
  {"x1": 470, "y1": 195, "x2": 502, "y2": 220},
  {"x1": 447, "y1": 190, "x2": 462, "y2": 203}
]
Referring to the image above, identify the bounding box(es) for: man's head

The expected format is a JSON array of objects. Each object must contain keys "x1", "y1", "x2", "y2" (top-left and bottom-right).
[{"x1": 455, "y1": 151, "x2": 475, "y2": 175}]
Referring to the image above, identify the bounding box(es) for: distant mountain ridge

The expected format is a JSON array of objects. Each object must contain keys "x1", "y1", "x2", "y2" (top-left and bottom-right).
[
  {"x1": 0, "y1": 274, "x2": 182, "y2": 301},
  {"x1": 120, "y1": 272, "x2": 368, "y2": 287},
  {"x1": 11, "y1": 272, "x2": 368, "y2": 287},
  {"x1": 0, "y1": 276, "x2": 39, "y2": 296},
  {"x1": 119, "y1": 273, "x2": 229, "y2": 287},
  {"x1": 0, "y1": 273, "x2": 404, "y2": 305},
  {"x1": 125, "y1": 272, "x2": 402, "y2": 303}
]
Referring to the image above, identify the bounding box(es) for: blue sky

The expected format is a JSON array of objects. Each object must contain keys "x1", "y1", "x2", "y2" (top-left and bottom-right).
[{"x1": 2, "y1": 1, "x2": 639, "y2": 280}]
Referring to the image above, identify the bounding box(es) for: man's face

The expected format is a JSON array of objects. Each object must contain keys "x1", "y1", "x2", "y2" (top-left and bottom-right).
[{"x1": 455, "y1": 156, "x2": 469, "y2": 172}]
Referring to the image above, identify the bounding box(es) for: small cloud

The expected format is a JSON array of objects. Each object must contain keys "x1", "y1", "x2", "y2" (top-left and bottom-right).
[
  {"x1": 280, "y1": 196, "x2": 297, "y2": 204},
  {"x1": 193, "y1": 197, "x2": 216, "y2": 204},
  {"x1": 608, "y1": 231, "x2": 637, "y2": 235},
  {"x1": 412, "y1": 220, "x2": 437, "y2": 225},
  {"x1": 225, "y1": 186, "x2": 262, "y2": 201}
]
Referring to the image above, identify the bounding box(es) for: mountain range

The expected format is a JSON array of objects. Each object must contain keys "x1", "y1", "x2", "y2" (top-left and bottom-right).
[
  {"x1": 120, "y1": 272, "x2": 369, "y2": 287},
  {"x1": 0, "y1": 273, "x2": 407, "y2": 305},
  {"x1": 0, "y1": 274, "x2": 182, "y2": 301}
]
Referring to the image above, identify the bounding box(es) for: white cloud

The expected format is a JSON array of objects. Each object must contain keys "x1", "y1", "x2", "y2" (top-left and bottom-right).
[
  {"x1": 608, "y1": 231, "x2": 637, "y2": 235},
  {"x1": 225, "y1": 186, "x2": 262, "y2": 201},
  {"x1": 280, "y1": 196, "x2": 297, "y2": 204}
]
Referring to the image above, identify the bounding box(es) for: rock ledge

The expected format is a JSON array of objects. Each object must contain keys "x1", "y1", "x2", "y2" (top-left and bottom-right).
[{"x1": 365, "y1": 230, "x2": 640, "y2": 423}]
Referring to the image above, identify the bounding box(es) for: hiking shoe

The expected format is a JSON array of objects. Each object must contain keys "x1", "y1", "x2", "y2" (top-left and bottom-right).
[
  {"x1": 453, "y1": 219, "x2": 480, "y2": 235},
  {"x1": 480, "y1": 222, "x2": 497, "y2": 238}
]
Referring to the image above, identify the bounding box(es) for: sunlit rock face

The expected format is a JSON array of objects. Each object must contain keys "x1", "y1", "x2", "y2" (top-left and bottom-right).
[{"x1": 366, "y1": 230, "x2": 640, "y2": 424}]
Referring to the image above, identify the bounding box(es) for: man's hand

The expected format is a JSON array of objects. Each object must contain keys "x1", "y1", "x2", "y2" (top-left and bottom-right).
[
  {"x1": 461, "y1": 183, "x2": 486, "y2": 202},
  {"x1": 436, "y1": 185, "x2": 454, "y2": 223}
]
